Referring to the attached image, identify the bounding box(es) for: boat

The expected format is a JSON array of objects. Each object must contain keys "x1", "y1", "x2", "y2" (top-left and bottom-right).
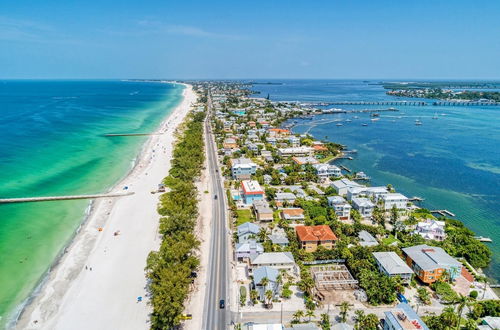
[
  {"x1": 346, "y1": 119, "x2": 352, "y2": 122},
  {"x1": 415, "y1": 119, "x2": 422, "y2": 126},
  {"x1": 432, "y1": 113, "x2": 438, "y2": 119},
  {"x1": 371, "y1": 118, "x2": 379, "y2": 122},
  {"x1": 354, "y1": 116, "x2": 359, "y2": 119},
  {"x1": 371, "y1": 113, "x2": 380, "y2": 117},
  {"x1": 336, "y1": 123, "x2": 343, "y2": 126},
  {"x1": 362, "y1": 123, "x2": 368, "y2": 126}
]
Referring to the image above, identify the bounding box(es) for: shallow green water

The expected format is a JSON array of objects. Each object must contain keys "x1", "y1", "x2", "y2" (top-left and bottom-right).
[{"x1": 0, "y1": 80, "x2": 183, "y2": 326}]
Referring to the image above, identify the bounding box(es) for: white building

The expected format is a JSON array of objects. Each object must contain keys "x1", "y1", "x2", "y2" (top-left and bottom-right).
[
  {"x1": 277, "y1": 146, "x2": 314, "y2": 157},
  {"x1": 380, "y1": 193, "x2": 409, "y2": 210},
  {"x1": 249, "y1": 252, "x2": 296, "y2": 273},
  {"x1": 313, "y1": 164, "x2": 342, "y2": 179},
  {"x1": 351, "y1": 197, "x2": 375, "y2": 218},
  {"x1": 413, "y1": 219, "x2": 446, "y2": 241},
  {"x1": 327, "y1": 196, "x2": 351, "y2": 221},
  {"x1": 373, "y1": 252, "x2": 414, "y2": 284},
  {"x1": 330, "y1": 179, "x2": 363, "y2": 196}
]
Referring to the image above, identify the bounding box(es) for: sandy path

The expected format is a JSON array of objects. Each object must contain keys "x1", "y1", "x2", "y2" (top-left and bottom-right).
[{"x1": 15, "y1": 84, "x2": 197, "y2": 330}]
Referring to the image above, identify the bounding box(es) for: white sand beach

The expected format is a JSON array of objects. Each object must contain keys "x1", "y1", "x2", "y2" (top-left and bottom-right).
[{"x1": 15, "y1": 84, "x2": 197, "y2": 330}]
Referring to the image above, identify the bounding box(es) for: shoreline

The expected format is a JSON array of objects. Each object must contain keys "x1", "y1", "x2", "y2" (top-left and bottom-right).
[{"x1": 13, "y1": 83, "x2": 196, "y2": 330}]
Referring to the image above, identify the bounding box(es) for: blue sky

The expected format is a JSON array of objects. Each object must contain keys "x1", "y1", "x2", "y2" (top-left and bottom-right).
[{"x1": 1, "y1": 0, "x2": 499, "y2": 79}]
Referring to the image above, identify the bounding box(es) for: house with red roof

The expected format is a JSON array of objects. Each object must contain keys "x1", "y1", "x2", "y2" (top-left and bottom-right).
[{"x1": 295, "y1": 225, "x2": 338, "y2": 252}]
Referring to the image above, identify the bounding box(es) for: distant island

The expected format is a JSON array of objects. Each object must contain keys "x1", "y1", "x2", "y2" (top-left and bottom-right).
[
  {"x1": 386, "y1": 88, "x2": 500, "y2": 102},
  {"x1": 381, "y1": 81, "x2": 500, "y2": 90}
]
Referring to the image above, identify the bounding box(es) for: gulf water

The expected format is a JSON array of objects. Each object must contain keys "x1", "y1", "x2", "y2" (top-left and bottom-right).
[
  {"x1": 252, "y1": 80, "x2": 500, "y2": 281},
  {"x1": 0, "y1": 80, "x2": 183, "y2": 326}
]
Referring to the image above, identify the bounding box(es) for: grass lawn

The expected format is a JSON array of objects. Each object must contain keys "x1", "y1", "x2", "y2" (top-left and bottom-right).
[
  {"x1": 382, "y1": 235, "x2": 400, "y2": 246},
  {"x1": 236, "y1": 209, "x2": 253, "y2": 226},
  {"x1": 319, "y1": 154, "x2": 336, "y2": 163}
]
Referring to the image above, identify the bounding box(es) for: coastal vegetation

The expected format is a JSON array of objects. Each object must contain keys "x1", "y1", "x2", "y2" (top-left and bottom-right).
[
  {"x1": 145, "y1": 110, "x2": 206, "y2": 329},
  {"x1": 386, "y1": 88, "x2": 500, "y2": 102}
]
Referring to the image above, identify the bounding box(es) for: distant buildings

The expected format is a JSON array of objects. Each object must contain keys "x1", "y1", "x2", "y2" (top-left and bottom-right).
[
  {"x1": 223, "y1": 137, "x2": 238, "y2": 149},
  {"x1": 373, "y1": 252, "x2": 414, "y2": 284},
  {"x1": 413, "y1": 219, "x2": 446, "y2": 241},
  {"x1": 327, "y1": 196, "x2": 352, "y2": 221},
  {"x1": 296, "y1": 225, "x2": 338, "y2": 252},
  {"x1": 402, "y1": 244, "x2": 462, "y2": 284},
  {"x1": 383, "y1": 303, "x2": 429, "y2": 330},
  {"x1": 241, "y1": 180, "x2": 265, "y2": 205}
]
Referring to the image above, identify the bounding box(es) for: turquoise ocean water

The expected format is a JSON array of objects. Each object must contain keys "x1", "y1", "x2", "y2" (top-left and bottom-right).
[
  {"x1": 0, "y1": 80, "x2": 183, "y2": 327},
  {"x1": 251, "y1": 80, "x2": 500, "y2": 281}
]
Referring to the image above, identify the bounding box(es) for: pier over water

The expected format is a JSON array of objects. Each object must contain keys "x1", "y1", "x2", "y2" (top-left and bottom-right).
[{"x1": 0, "y1": 192, "x2": 134, "y2": 204}]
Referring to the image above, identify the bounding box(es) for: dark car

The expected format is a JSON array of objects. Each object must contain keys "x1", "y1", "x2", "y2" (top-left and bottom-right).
[
  {"x1": 397, "y1": 292, "x2": 408, "y2": 303},
  {"x1": 214, "y1": 194, "x2": 218, "y2": 200},
  {"x1": 219, "y1": 299, "x2": 225, "y2": 309}
]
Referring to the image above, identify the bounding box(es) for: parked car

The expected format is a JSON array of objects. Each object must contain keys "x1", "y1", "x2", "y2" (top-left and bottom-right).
[
  {"x1": 219, "y1": 299, "x2": 225, "y2": 309},
  {"x1": 397, "y1": 292, "x2": 408, "y2": 303}
]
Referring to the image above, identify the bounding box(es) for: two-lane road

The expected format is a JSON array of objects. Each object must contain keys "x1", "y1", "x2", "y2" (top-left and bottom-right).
[{"x1": 202, "y1": 93, "x2": 229, "y2": 330}]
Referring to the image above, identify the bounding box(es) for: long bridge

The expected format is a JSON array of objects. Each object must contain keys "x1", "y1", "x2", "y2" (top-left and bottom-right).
[
  {"x1": 301, "y1": 101, "x2": 499, "y2": 107},
  {"x1": 0, "y1": 192, "x2": 134, "y2": 204}
]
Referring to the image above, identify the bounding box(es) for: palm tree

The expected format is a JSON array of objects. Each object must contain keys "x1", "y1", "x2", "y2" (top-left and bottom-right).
[
  {"x1": 455, "y1": 294, "x2": 471, "y2": 330},
  {"x1": 354, "y1": 310, "x2": 366, "y2": 329},
  {"x1": 320, "y1": 313, "x2": 331, "y2": 330},
  {"x1": 265, "y1": 290, "x2": 274, "y2": 308},
  {"x1": 293, "y1": 310, "x2": 305, "y2": 323},
  {"x1": 258, "y1": 227, "x2": 268, "y2": 242},
  {"x1": 441, "y1": 306, "x2": 458, "y2": 328},
  {"x1": 260, "y1": 277, "x2": 269, "y2": 291},
  {"x1": 339, "y1": 301, "x2": 351, "y2": 323},
  {"x1": 250, "y1": 289, "x2": 259, "y2": 305},
  {"x1": 305, "y1": 309, "x2": 315, "y2": 322}
]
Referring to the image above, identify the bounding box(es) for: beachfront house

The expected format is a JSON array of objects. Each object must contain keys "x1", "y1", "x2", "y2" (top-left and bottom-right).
[
  {"x1": 373, "y1": 252, "x2": 414, "y2": 284},
  {"x1": 402, "y1": 244, "x2": 462, "y2": 284},
  {"x1": 235, "y1": 240, "x2": 264, "y2": 262},
  {"x1": 351, "y1": 197, "x2": 375, "y2": 218},
  {"x1": 253, "y1": 266, "x2": 281, "y2": 301},
  {"x1": 330, "y1": 179, "x2": 363, "y2": 197},
  {"x1": 241, "y1": 180, "x2": 265, "y2": 205},
  {"x1": 413, "y1": 219, "x2": 446, "y2": 241},
  {"x1": 296, "y1": 225, "x2": 338, "y2": 252},
  {"x1": 383, "y1": 303, "x2": 429, "y2": 330},
  {"x1": 380, "y1": 193, "x2": 409, "y2": 210},
  {"x1": 237, "y1": 222, "x2": 261, "y2": 243},
  {"x1": 231, "y1": 158, "x2": 257, "y2": 180},
  {"x1": 346, "y1": 186, "x2": 388, "y2": 201},
  {"x1": 327, "y1": 196, "x2": 352, "y2": 221}
]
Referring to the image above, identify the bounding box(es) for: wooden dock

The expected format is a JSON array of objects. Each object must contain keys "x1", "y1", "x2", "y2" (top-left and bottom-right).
[
  {"x1": 430, "y1": 209, "x2": 456, "y2": 217},
  {"x1": 340, "y1": 165, "x2": 351, "y2": 173},
  {"x1": 0, "y1": 192, "x2": 134, "y2": 204}
]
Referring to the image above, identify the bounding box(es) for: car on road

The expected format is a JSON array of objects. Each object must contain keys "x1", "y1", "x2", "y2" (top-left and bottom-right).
[
  {"x1": 219, "y1": 299, "x2": 225, "y2": 309},
  {"x1": 214, "y1": 194, "x2": 218, "y2": 200},
  {"x1": 397, "y1": 292, "x2": 408, "y2": 303}
]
